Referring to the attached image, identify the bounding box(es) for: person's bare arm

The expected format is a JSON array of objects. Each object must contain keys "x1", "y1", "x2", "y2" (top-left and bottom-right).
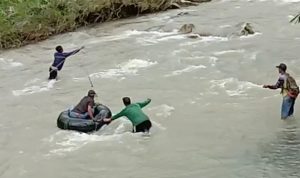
[{"x1": 88, "y1": 105, "x2": 94, "y2": 120}]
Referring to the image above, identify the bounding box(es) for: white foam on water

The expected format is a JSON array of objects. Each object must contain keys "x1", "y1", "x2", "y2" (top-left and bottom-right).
[
  {"x1": 213, "y1": 49, "x2": 245, "y2": 56},
  {"x1": 263, "y1": 94, "x2": 280, "y2": 99},
  {"x1": 12, "y1": 80, "x2": 56, "y2": 96},
  {"x1": 268, "y1": 0, "x2": 300, "y2": 2},
  {"x1": 148, "y1": 104, "x2": 175, "y2": 118},
  {"x1": 180, "y1": 36, "x2": 229, "y2": 46},
  {"x1": 151, "y1": 120, "x2": 167, "y2": 131},
  {"x1": 24, "y1": 78, "x2": 41, "y2": 86},
  {"x1": 90, "y1": 59, "x2": 157, "y2": 79},
  {"x1": 44, "y1": 131, "x2": 123, "y2": 155},
  {"x1": 136, "y1": 38, "x2": 159, "y2": 45},
  {"x1": 88, "y1": 30, "x2": 178, "y2": 45},
  {"x1": 87, "y1": 30, "x2": 143, "y2": 44},
  {"x1": 45, "y1": 121, "x2": 149, "y2": 156},
  {"x1": 171, "y1": 49, "x2": 188, "y2": 56},
  {"x1": 165, "y1": 65, "x2": 206, "y2": 77},
  {"x1": 99, "y1": 119, "x2": 133, "y2": 135},
  {"x1": 53, "y1": 136, "x2": 109, "y2": 153},
  {"x1": 72, "y1": 77, "x2": 85, "y2": 82},
  {"x1": 209, "y1": 56, "x2": 219, "y2": 66},
  {"x1": 245, "y1": 51, "x2": 259, "y2": 61},
  {"x1": 210, "y1": 78, "x2": 261, "y2": 96},
  {"x1": 220, "y1": 25, "x2": 232, "y2": 28},
  {"x1": 135, "y1": 30, "x2": 185, "y2": 45},
  {"x1": 141, "y1": 30, "x2": 178, "y2": 37},
  {"x1": 200, "y1": 36, "x2": 229, "y2": 42},
  {"x1": 239, "y1": 32, "x2": 262, "y2": 39},
  {"x1": 0, "y1": 58, "x2": 23, "y2": 69},
  {"x1": 156, "y1": 34, "x2": 185, "y2": 42},
  {"x1": 149, "y1": 15, "x2": 172, "y2": 22}
]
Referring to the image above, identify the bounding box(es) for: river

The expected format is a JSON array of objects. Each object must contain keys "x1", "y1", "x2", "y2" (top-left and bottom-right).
[{"x1": 1, "y1": 0, "x2": 300, "y2": 177}]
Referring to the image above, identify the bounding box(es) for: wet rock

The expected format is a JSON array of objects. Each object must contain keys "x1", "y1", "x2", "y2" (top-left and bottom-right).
[
  {"x1": 178, "y1": 24, "x2": 195, "y2": 34},
  {"x1": 177, "y1": 12, "x2": 190, "y2": 16},
  {"x1": 177, "y1": 22, "x2": 255, "y2": 39},
  {"x1": 186, "y1": 34, "x2": 200, "y2": 39},
  {"x1": 240, "y1": 23, "x2": 255, "y2": 35},
  {"x1": 171, "y1": 0, "x2": 211, "y2": 8},
  {"x1": 169, "y1": 2, "x2": 181, "y2": 9}
]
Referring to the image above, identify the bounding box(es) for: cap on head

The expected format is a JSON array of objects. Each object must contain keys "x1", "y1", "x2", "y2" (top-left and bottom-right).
[
  {"x1": 55, "y1": 45, "x2": 63, "y2": 52},
  {"x1": 276, "y1": 63, "x2": 287, "y2": 71},
  {"x1": 88, "y1": 90, "x2": 96, "y2": 97}
]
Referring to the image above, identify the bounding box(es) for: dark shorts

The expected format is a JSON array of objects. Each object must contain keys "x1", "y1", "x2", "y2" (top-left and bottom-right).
[
  {"x1": 49, "y1": 67, "x2": 57, "y2": 80},
  {"x1": 134, "y1": 120, "x2": 152, "y2": 133}
]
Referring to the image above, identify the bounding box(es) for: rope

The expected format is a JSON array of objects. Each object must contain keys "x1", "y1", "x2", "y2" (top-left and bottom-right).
[
  {"x1": 79, "y1": 60, "x2": 94, "y2": 88},
  {"x1": 290, "y1": 13, "x2": 300, "y2": 24}
]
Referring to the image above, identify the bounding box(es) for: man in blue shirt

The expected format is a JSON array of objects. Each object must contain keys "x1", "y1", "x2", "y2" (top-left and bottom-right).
[{"x1": 49, "y1": 45, "x2": 84, "y2": 80}]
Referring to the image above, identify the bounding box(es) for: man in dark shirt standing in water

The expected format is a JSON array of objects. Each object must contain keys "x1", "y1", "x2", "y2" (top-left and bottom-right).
[
  {"x1": 49, "y1": 45, "x2": 84, "y2": 80},
  {"x1": 263, "y1": 63, "x2": 298, "y2": 119},
  {"x1": 69, "y1": 90, "x2": 96, "y2": 120},
  {"x1": 111, "y1": 97, "x2": 152, "y2": 133}
]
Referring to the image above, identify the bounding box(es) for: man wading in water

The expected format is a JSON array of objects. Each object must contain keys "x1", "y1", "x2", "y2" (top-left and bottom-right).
[
  {"x1": 263, "y1": 63, "x2": 299, "y2": 119},
  {"x1": 110, "y1": 97, "x2": 152, "y2": 133},
  {"x1": 49, "y1": 45, "x2": 84, "y2": 80}
]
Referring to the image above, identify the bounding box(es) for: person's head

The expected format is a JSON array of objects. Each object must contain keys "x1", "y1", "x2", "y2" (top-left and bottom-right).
[
  {"x1": 55, "y1": 45, "x2": 63, "y2": 53},
  {"x1": 122, "y1": 97, "x2": 131, "y2": 106},
  {"x1": 88, "y1": 90, "x2": 96, "y2": 98},
  {"x1": 276, "y1": 63, "x2": 287, "y2": 74}
]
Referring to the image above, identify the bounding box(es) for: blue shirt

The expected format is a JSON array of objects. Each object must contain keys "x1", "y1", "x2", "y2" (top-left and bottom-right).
[{"x1": 51, "y1": 49, "x2": 80, "y2": 71}]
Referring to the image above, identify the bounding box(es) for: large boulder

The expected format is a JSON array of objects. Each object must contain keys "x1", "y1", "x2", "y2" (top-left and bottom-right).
[
  {"x1": 178, "y1": 24, "x2": 195, "y2": 34},
  {"x1": 178, "y1": 24, "x2": 212, "y2": 38},
  {"x1": 240, "y1": 23, "x2": 255, "y2": 35}
]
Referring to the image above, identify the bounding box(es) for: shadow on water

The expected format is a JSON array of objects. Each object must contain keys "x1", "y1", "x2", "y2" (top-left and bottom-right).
[{"x1": 259, "y1": 119, "x2": 300, "y2": 178}]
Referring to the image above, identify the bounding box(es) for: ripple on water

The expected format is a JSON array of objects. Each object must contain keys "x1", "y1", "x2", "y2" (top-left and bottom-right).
[
  {"x1": 0, "y1": 58, "x2": 23, "y2": 69},
  {"x1": 89, "y1": 59, "x2": 157, "y2": 79}
]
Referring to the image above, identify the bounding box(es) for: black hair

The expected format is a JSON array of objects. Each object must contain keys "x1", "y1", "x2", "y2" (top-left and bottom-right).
[
  {"x1": 122, "y1": 97, "x2": 131, "y2": 106},
  {"x1": 55, "y1": 45, "x2": 63, "y2": 52}
]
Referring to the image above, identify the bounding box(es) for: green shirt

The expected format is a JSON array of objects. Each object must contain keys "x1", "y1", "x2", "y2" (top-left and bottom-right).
[{"x1": 112, "y1": 99, "x2": 151, "y2": 126}]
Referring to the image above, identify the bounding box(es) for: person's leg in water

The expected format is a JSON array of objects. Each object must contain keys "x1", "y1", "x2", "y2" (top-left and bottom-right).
[
  {"x1": 282, "y1": 96, "x2": 294, "y2": 119},
  {"x1": 49, "y1": 67, "x2": 58, "y2": 80},
  {"x1": 288, "y1": 97, "x2": 296, "y2": 117},
  {"x1": 135, "y1": 120, "x2": 152, "y2": 133}
]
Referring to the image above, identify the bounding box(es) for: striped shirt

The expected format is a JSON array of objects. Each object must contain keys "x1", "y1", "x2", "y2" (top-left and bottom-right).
[{"x1": 269, "y1": 74, "x2": 288, "y2": 96}]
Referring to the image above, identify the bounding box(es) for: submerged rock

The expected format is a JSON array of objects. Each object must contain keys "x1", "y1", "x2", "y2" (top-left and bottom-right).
[
  {"x1": 170, "y1": 0, "x2": 211, "y2": 9},
  {"x1": 178, "y1": 24, "x2": 195, "y2": 34},
  {"x1": 177, "y1": 22, "x2": 256, "y2": 39},
  {"x1": 240, "y1": 23, "x2": 255, "y2": 35}
]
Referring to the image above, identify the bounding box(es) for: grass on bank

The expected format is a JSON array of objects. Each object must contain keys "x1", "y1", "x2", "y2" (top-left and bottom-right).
[{"x1": 0, "y1": 0, "x2": 179, "y2": 49}]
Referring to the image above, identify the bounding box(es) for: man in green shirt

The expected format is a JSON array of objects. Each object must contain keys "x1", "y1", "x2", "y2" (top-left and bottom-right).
[{"x1": 111, "y1": 97, "x2": 152, "y2": 133}]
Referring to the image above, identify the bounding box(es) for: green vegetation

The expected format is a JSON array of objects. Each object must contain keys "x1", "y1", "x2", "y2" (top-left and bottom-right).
[{"x1": 0, "y1": 0, "x2": 210, "y2": 49}]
